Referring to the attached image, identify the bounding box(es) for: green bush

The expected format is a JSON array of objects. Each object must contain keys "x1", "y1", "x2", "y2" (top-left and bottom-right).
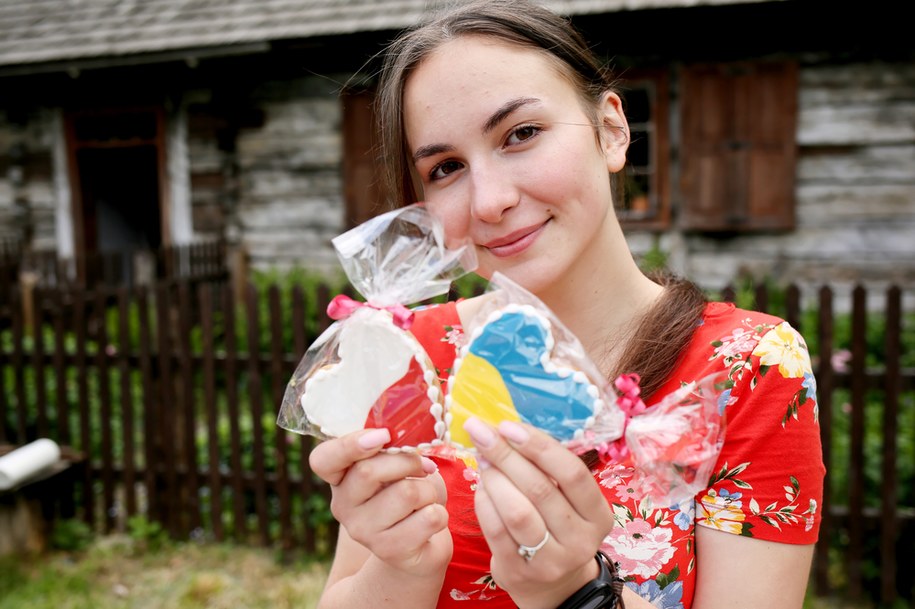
[
  {"x1": 49, "y1": 518, "x2": 94, "y2": 552},
  {"x1": 126, "y1": 514, "x2": 169, "y2": 553}
]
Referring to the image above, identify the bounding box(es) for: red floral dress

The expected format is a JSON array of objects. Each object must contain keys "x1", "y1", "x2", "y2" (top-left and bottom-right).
[{"x1": 408, "y1": 300, "x2": 825, "y2": 609}]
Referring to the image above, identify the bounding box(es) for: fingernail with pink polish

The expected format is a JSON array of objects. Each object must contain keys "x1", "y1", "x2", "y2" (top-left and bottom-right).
[
  {"x1": 421, "y1": 456, "x2": 438, "y2": 474},
  {"x1": 357, "y1": 428, "x2": 391, "y2": 450},
  {"x1": 498, "y1": 421, "x2": 529, "y2": 445},
  {"x1": 464, "y1": 417, "x2": 496, "y2": 448}
]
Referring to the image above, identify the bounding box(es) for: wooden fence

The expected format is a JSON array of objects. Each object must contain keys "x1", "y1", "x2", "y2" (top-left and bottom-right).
[{"x1": 0, "y1": 277, "x2": 913, "y2": 606}]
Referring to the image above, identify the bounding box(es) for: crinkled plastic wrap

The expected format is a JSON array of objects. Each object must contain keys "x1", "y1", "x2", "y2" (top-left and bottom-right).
[
  {"x1": 276, "y1": 204, "x2": 477, "y2": 453},
  {"x1": 446, "y1": 273, "x2": 727, "y2": 504},
  {"x1": 615, "y1": 370, "x2": 729, "y2": 505},
  {"x1": 445, "y1": 272, "x2": 626, "y2": 453}
]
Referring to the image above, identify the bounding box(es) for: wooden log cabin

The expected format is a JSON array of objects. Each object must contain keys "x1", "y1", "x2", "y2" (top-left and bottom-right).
[{"x1": 0, "y1": 0, "x2": 912, "y2": 304}]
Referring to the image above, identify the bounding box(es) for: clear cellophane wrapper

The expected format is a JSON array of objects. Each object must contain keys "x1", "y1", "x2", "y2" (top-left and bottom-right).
[
  {"x1": 589, "y1": 370, "x2": 730, "y2": 505},
  {"x1": 276, "y1": 204, "x2": 477, "y2": 454},
  {"x1": 444, "y1": 272, "x2": 626, "y2": 454},
  {"x1": 446, "y1": 272, "x2": 727, "y2": 504}
]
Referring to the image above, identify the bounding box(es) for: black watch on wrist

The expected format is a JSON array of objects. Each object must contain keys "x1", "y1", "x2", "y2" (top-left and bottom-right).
[{"x1": 555, "y1": 551, "x2": 625, "y2": 609}]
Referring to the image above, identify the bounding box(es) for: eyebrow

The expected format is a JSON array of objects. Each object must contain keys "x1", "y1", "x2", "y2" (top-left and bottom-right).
[
  {"x1": 482, "y1": 96, "x2": 541, "y2": 134},
  {"x1": 411, "y1": 96, "x2": 542, "y2": 164},
  {"x1": 413, "y1": 143, "x2": 455, "y2": 163}
]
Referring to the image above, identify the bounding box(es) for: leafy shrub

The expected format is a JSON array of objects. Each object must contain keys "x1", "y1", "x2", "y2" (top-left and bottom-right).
[{"x1": 49, "y1": 518, "x2": 94, "y2": 552}]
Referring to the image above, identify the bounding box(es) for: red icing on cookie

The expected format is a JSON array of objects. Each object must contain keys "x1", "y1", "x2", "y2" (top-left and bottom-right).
[{"x1": 365, "y1": 357, "x2": 439, "y2": 448}]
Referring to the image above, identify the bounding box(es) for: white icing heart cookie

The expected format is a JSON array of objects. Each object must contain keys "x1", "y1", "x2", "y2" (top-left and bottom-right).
[{"x1": 300, "y1": 307, "x2": 445, "y2": 451}]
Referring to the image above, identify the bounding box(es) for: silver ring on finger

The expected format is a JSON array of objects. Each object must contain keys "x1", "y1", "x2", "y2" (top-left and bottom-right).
[{"x1": 517, "y1": 529, "x2": 551, "y2": 561}]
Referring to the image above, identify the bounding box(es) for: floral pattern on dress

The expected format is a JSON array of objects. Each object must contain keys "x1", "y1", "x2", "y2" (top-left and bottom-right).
[{"x1": 450, "y1": 574, "x2": 498, "y2": 602}]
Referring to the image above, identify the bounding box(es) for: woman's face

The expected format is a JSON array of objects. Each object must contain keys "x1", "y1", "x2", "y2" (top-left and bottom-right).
[{"x1": 403, "y1": 35, "x2": 629, "y2": 295}]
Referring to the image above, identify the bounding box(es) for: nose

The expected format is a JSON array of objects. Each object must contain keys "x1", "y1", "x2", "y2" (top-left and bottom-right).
[{"x1": 468, "y1": 161, "x2": 520, "y2": 223}]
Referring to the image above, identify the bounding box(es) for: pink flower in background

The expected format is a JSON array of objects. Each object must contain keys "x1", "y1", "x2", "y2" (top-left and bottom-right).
[{"x1": 830, "y1": 349, "x2": 851, "y2": 373}]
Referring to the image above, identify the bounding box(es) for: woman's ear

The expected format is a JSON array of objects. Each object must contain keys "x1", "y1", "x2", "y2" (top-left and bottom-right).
[{"x1": 597, "y1": 90, "x2": 629, "y2": 173}]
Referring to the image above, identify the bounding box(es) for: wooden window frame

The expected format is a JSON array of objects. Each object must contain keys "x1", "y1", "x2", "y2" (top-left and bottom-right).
[{"x1": 616, "y1": 68, "x2": 671, "y2": 231}]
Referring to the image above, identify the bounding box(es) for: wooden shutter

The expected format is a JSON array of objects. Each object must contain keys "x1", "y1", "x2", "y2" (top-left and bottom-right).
[{"x1": 679, "y1": 61, "x2": 798, "y2": 231}]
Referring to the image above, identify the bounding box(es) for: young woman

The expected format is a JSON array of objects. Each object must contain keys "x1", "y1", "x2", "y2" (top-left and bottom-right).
[{"x1": 308, "y1": 2, "x2": 825, "y2": 607}]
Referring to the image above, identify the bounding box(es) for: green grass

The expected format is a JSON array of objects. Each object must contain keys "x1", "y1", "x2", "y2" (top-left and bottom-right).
[
  {"x1": 0, "y1": 535, "x2": 882, "y2": 609},
  {"x1": 0, "y1": 537, "x2": 330, "y2": 609}
]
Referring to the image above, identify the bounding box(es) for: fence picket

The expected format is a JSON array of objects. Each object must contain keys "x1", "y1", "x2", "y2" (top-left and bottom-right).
[
  {"x1": 813, "y1": 286, "x2": 834, "y2": 596},
  {"x1": 222, "y1": 283, "x2": 247, "y2": 541},
  {"x1": 244, "y1": 282, "x2": 270, "y2": 546},
  {"x1": 0, "y1": 310, "x2": 6, "y2": 444},
  {"x1": 117, "y1": 287, "x2": 138, "y2": 518},
  {"x1": 31, "y1": 288, "x2": 48, "y2": 438},
  {"x1": 155, "y1": 283, "x2": 179, "y2": 536},
  {"x1": 199, "y1": 284, "x2": 224, "y2": 541},
  {"x1": 73, "y1": 285, "x2": 94, "y2": 528},
  {"x1": 882, "y1": 286, "x2": 901, "y2": 605},
  {"x1": 848, "y1": 286, "x2": 867, "y2": 598},
  {"x1": 177, "y1": 283, "x2": 201, "y2": 535},
  {"x1": 11, "y1": 289, "x2": 27, "y2": 444},
  {"x1": 269, "y1": 285, "x2": 293, "y2": 552},
  {"x1": 137, "y1": 288, "x2": 158, "y2": 523},
  {"x1": 95, "y1": 288, "x2": 115, "y2": 533},
  {"x1": 51, "y1": 289, "x2": 69, "y2": 446}
]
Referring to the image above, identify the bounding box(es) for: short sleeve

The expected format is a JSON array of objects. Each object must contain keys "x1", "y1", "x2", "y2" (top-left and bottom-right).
[{"x1": 697, "y1": 321, "x2": 825, "y2": 544}]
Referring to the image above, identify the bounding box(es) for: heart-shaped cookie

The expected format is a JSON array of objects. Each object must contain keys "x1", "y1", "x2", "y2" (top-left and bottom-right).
[
  {"x1": 445, "y1": 304, "x2": 605, "y2": 450},
  {"x1": 300, "y1": 307, "x2": 445, "y2": 452}
]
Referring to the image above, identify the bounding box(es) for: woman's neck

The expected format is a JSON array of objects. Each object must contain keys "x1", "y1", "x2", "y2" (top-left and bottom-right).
[{"x1": 535, "y1": 234, "x2": 664, "y2": 377}]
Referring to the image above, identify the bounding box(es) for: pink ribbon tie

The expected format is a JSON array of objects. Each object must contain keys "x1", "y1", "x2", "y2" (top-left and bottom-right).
[
  {"x1": 326, "y1": 294, "x2": 415, "y2": 330},
  {"x1": 600, "y1": 373, "x2": 648, "y2": 462}
]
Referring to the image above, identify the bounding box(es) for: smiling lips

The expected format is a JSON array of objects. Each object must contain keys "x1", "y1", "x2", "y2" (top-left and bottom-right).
[{"x1": 482, "y1": 221, "x2": 548, "y2": 257}]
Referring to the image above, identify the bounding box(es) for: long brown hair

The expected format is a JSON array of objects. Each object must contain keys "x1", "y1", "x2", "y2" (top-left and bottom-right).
[
  {"x1": 612, "y1": 272, "x2": 708, "y2": 402},
  {"x1": 375, "y1": 0, "x2": 708, "y2": 464}
]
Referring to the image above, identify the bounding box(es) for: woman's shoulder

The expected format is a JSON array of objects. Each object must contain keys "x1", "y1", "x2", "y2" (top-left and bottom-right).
[
  {"x1": 671, "y1": 301, "x2": 802, "y2": 379},
  {"x1": 700, "y1": 301, "x2": 788, "y2": 331},
  {"x1": 695, "y1": 301, "x2": 800, "y2": 349}
]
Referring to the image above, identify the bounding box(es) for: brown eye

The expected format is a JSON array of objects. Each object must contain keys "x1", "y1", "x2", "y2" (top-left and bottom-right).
[
  {"x1": 506, "y1": 124, "x2": 541, "y2": 146},
  {"x1": 430, "y1": 160, "x2": 463, "y2": 181}
]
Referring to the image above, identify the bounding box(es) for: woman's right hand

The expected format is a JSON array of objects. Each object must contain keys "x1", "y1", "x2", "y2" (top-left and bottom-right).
[{"x1": 308, "y1": 428, "x2": 453, "y2": 578}]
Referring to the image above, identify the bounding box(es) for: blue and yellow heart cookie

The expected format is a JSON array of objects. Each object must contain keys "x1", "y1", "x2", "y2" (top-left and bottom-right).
[{"x1": 445, "y1": 304, "x2": 605, "y2": 450}]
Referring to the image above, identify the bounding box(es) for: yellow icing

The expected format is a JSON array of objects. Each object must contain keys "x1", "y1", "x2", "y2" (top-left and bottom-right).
[{"x1": 449, "y1": 352, "x2": 520, "y2": 447}]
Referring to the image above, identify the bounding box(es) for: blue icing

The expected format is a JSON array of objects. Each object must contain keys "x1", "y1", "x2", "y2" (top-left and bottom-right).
[{"x1": 468, "y1": 310, "x2": 595, "y2": 441}]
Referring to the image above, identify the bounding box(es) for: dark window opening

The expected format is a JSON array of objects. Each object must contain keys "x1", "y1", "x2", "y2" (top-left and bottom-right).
[
  {"x1": 75, "y1": 145, "x2": 162, "y2": 253},
  {"x1": 65, "y1": 107, "x2": 167, "y2": 282},
  {"x1": 617, "y1": 70, "x2": 670, "y2": 230}
]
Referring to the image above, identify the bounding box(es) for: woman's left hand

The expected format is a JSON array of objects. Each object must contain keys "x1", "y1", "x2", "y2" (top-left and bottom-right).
[{"x1": 464, "y1": 418, "x2": 615, "y2": 609}]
